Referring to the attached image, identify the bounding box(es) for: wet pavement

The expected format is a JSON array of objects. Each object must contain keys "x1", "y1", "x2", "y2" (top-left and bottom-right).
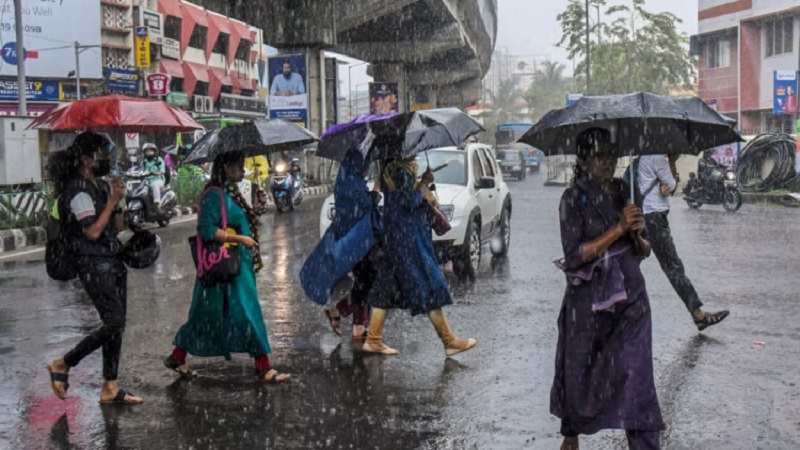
[{"x1": 1, "y1": 174, "x2": 799, "y2": 449}]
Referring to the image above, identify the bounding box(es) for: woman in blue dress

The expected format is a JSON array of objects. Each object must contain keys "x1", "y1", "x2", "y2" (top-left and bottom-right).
[
  {"x1": 365, "y1": 156, "x2": 478, "y2": 356},
  {"x1": 164, "y1": 151, "x2": 290, "y2": 383},
  {"x1": 552, "y1": 128, "x2": 663, "y2": 450}
]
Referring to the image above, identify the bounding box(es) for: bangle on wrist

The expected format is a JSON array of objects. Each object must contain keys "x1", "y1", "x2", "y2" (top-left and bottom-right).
[{"x1": 222, "y1": 231, "x2": 228, "y2": 243}]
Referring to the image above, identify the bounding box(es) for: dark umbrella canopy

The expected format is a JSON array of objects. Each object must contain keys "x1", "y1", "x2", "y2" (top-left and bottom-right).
[
  {"x1": 184, "y1": 119, "x2": 319, "y2": 165},
  {"x1": 317, "y1": 108, "x2": 484, "y2": 161},
  {"x1": 518, "y1": 92, "x2": 742, "y2": 157}
]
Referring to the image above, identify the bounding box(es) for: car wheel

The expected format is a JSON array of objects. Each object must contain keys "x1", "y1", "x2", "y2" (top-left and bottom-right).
[
  {"x1": 491, "y1": 208, "x2": 510, "y2": 256},
  {"x1": 454, "y1": 219, "x2": 480, "y2": 281}
]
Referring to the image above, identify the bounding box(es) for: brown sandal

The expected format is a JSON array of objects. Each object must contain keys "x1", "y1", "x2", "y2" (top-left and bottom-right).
[{"x1": 254, "y1": 369, "x2": 291, "y2": 383}]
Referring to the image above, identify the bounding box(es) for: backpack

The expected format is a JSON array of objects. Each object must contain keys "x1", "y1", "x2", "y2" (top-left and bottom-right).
[
  {"x1": 622, "y1": 157, "x2": 659, "y2": 205},
  {"x1": 44, "y1": 196, "x2": 78, "y2": 281}
]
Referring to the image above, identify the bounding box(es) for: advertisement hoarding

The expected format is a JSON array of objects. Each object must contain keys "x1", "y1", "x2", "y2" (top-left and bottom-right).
[
  {"x1": 139, "y1": 9, "x2": 163, "y2": 44},
  {"x1": 267, "y1": 54, "x2": 308, "y2": 127},
  {"x1": 774, "y1": 70, "x2": 798, "y2": 114},
  {"x1": 0, "y1": 1, "x2": 102, "y2": 78},
  {"x1": 369, "y1": 82, "x2": 399, "y2": 114},
  {"x1": 162, "y1": 38, "x2": 180, "y2": 59},
  {"x1": 135, "y1": 27, "x2": 151, "y2": 69},
  {"x1": 105, "y1": 69, "x2": 141, "y2": 94},
  {"x1": 0, "y1": 78, "x2": 59, "y2": 101}
]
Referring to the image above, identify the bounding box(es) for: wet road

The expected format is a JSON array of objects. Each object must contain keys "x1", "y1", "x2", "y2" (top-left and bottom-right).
[{"x1": 1, "y1": 175, "x2": 799, "y2": 449}]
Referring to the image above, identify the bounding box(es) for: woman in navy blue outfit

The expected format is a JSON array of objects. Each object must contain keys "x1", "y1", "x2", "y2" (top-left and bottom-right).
[{"x1": 365, "y1": 157, "x2": 477, "y2": 356}]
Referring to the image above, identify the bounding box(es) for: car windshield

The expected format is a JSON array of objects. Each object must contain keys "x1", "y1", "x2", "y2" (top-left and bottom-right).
[
  {"x1": 499, "y1": 151, "x2": 520, "y2": 162},
  {"x1": 415, "y1": 151, "x2": 467, "y2": 186}
]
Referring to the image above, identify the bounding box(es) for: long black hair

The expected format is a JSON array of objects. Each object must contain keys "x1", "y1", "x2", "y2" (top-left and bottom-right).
[
  {"x1": 209, "y1": 151, "x2": 245, "y2": 187},
  {"x1": 49, "y1": 131, "x2": 107, "y2": 195},
  {"x1": 572, "y1": 127, "x2": 612, "y2": 182}
]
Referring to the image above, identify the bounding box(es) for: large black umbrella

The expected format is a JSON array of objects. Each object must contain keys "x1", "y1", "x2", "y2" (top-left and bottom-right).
[
  {"x1": 317, "y1": 108, "x2": 484, "y2": 161},
  {"x1": 519, "y1": 92, "x2": 742, "y2": 157},
  {"x1": 184, "y1": 119, "x2": 319, "y2": 165}
]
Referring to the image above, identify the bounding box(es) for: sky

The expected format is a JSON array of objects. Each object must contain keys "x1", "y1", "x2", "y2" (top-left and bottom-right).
[{"x1": 494, "y1": 0, "x2": 699, "y2": 75}]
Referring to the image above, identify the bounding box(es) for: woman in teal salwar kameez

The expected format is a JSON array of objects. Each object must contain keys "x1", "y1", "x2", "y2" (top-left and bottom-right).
[{"x1": 164, "y1": 151, "x2": 290, "y2": 383}]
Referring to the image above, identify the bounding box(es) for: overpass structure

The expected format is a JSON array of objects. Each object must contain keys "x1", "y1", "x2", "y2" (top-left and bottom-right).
[{"x1": 195, "y1": 0, "x2": 497, "y2": 132}]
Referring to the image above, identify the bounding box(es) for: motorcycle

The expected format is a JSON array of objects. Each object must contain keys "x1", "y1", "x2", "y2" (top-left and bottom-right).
[
  {"x1": 683, "y1": 158, "x2": 742, "y2": 212},
  {"x1": 270, "y1": 158, "x2": 303, "y2": 212},
  {"x1": 124, "y1": 168, "x2": 177, "y2": 227}
]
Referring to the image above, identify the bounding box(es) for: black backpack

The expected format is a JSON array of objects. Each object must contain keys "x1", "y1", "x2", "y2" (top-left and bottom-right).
[{"x1": 45, "y1": 196, "x2": 77, "y2": 281}]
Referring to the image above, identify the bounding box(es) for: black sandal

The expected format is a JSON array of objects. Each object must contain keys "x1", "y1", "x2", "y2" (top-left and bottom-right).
[
  {"x1": 324, "y1": 309, "x2": 342, "y2": 335},
  {"x1": 164, "y1": 355, "x2": 198, "y2": 379},
  {"x1": 47, "y1": 369, "x2": 69, "y2": 400},
  {"x1": 694, "y1": 310, "x2": 730, "y2": 331},
  {"x1": 100, "y1": 388, "x2": 142, "y2": 405},
  {"x1": 254, "y1": 369, "x2": 291, "y2": 384}
]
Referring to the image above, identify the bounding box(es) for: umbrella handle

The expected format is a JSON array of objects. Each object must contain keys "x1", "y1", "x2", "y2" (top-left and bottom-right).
[{"x1": 629, "y1": 162, "x2": 635, "y2": 204}]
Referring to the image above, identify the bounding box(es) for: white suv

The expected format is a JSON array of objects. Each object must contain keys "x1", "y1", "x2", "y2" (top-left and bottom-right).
[{"x1": 318, "y1": 143, "x2": 512, "y2": 280}]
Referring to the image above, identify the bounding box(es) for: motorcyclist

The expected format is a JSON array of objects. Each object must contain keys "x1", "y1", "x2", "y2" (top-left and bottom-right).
[
  {"x1": 140, "y1": 143, "x2": 166, "y2": 212},
  {"x1": 697, "y1": 148, "x2": 722, "y2": 186},
  {"x1": 274, "y1": 150, "x2": 301, "y2": 196}
]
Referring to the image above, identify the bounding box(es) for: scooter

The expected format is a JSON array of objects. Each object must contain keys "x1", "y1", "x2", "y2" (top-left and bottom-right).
[
  {"x1": 683, "y1": 158, "x2": 742, "y2": 212},
  {"x1": 270, "y1": 158, "x2": 303, "y2": 212},
  {"x1": 124, "y1": 168, "x2": 177, "y2": 227}
]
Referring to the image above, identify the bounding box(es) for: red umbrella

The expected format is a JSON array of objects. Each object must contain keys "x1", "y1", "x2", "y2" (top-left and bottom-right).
[{"x1": 28, "y1": 94, "x2": 204, "y2": 133}]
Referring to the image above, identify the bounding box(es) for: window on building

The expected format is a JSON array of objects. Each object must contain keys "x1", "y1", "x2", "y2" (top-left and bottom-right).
[
  {"x1": 234, "y1": 40, "x2": 251, "y2": 61},
  {"x1": 708, "y1": 39, "x2": 731, "y2": 69},
  {"x1": 212, "y1": 33, "x2": 229, "y2": 55},
  {"x1": 169, "y1": 77, "x2": 184, "y2": 93},
  {"x1": 766, "y1": 113, "x2": 794, "y2": 133},
  {"x1": 188, "y1": 25, "x2": 207, "y2": 51},
  {"x1": 765, "y1": 16, "x2": 794, "y2": 57},
  {"x1": 164, "y1": 16, "x2": 181, "y2": 40},
  {"x1": 194, "y1": 81, "x2": 209, "y2": 96}
]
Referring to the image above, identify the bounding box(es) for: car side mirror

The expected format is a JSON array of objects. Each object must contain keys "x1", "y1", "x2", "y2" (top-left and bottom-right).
[{"x1": 478, "y1": 177, "x2": 495, "y2": 189}]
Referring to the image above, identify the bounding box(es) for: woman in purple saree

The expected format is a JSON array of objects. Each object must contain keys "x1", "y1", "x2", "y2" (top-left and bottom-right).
[{"x1": 551, "y1": 128, "x2": 664, "y2": 450}]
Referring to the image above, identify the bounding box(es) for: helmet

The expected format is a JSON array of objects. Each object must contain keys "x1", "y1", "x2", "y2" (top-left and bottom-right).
[
  {"x1": 142, "y1": 143, "x2": 158, "y2": 153},
  {"x1": 119, "y1": 229, "x2": 161, "y2": 269}
]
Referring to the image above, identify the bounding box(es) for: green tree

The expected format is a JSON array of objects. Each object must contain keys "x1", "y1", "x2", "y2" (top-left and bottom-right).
[
  {"x1": 557, "y1": 0, "x2": 695, "y2": 95},
  {"x1": 488, "y1": 78, "x2": 522, "y2": 122},
  {"x1": 525, "y1": 60, "x2": 569, "y2": 120}
]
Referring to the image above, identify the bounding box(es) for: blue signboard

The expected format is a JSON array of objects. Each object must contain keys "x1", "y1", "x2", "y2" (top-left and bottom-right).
[
  {"x1": 268, "y1": 54, "x2": 308, "y2": 127},
  {"x1": 774, "y1": 70, "x2": 798, "y2": 114},
  {"x1": 0, "y1": 78, "x2": 60, "y2": 101},
  {"x1": 106, "y1": 68, "x2": 141, "y2": 93}
]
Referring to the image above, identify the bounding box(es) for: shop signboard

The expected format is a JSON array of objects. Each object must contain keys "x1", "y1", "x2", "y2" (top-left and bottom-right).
[
  {"x1": 146, "y1": 73, "x2": 171, "y2": 96},
  {"x1": 105, "y1": 69, "x2": 140, "y2": 94}
]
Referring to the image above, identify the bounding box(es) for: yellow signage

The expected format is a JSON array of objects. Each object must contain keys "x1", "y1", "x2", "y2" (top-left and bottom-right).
[{"x1": 134, "y1": 26, "x2": 151, "y2": 68}]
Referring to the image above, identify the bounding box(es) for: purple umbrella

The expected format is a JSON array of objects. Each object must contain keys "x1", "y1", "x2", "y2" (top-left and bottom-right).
[{"x1": 317, "y1": 112, "x2": 407, "y2": 161}]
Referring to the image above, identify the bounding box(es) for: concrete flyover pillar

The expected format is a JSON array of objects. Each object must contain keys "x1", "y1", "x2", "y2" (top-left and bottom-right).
[{"x1": 408, "y1": 85, "x2": 438, "y2": 111}]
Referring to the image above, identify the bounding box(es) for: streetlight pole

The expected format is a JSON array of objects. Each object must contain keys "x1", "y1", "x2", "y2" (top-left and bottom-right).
[
  {"x1": 72, "y1": 42, "x2": 101, "y2": 100},
  {"x1": 348, "y1": 61, "x2": 368, "y2": 120},
  {"x1": 585, "y1": 0, "x2": 591, "y2": 93},
  {"x1": 14, "y1": 0, "x2": 26, "y2": 115}
]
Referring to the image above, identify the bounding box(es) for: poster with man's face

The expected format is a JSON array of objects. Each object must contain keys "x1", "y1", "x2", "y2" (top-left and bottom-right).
[
  {"x1": 774, "y1": 70, "x2": 799, "y2": 114},
  {"x1": 268, "y1": 54, "x2": 308, "y2": 127},
  {"x1": 369, "y1": 82, "x2": 399, "y2": 115}
]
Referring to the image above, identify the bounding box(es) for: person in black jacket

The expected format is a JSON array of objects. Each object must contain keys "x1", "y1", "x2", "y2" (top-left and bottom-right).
[{"x1": 46, "y1": 132, "x2": 143, "y2": 405}]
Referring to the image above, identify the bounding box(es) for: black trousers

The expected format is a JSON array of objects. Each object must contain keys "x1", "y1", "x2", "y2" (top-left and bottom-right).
[
  {"x1": 644, "y1": 211, "x2": 703, "y2": 314},
  {"x1": 64, "y1": 256, "x2": 128, "y2": 381}
]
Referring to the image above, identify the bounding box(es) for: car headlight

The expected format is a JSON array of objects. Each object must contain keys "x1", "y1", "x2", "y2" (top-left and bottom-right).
[
  {"x1": 725, "y1": 171, "x2": 735, "y2": 181},
  {"x1": 513, "y1": 166, "x2": 521, "y2": 171},
  {"x1": 439, "y1": 204, "x2": 454, "y2": 221},
  {"x1": 327, "y1": 205, "x2": 336, "y2": 221}
]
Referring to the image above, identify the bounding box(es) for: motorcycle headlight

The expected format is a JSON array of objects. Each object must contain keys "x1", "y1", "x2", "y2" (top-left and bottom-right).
[
  {"x1": 725, "y1": 171, "x2": 736, "y2": 181},
  {"x1": 327, "y1": 205, "x2": 336, "y2": 221},
  {"x1": 275, "y1": 163, "x2": 286, "y2": 173},
  {"x1": 439, "y1": 204, "x2": 454, "y2": 221}
]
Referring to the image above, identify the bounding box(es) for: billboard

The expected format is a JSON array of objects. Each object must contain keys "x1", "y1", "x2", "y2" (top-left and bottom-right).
[
  {"x1": 774, "y1": 70, "x2": 798, "y2": 114},
  {"x1": 0, "y1": 78, "x2": 59, "y2": 101},
  {"x1": 268, "y1": 54, "x2": 308, "y2": 127},
  {"x1": 0, "y1": 1, "x2": 102, "y2": 78},
  {"x1": 105, "y1": 69, "x2": 140, "y2": 94},
  {"x1": 369, "y1": 82, "x2": 398, "y2": 114},
  {"x1": 134, "y1": 27, "x2": 151, "y2": 69}
]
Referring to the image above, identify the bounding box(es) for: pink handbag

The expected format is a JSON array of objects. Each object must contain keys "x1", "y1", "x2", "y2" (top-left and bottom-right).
[{"x1": 424, "y1": 201, "x2": 451, "y2": 236}]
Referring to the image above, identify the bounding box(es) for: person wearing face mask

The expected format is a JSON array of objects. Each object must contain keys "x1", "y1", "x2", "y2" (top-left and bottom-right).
[
  {"x1": 46, "y1": 131, "x2": 143, "y2": 405},
  {"x1": 140, "y1": 143, "x2": 166, "y2": 211}
]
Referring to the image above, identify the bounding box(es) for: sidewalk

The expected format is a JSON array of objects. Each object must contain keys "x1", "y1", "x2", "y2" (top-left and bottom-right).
[{"x1": 0, "y1": 184, "x2": 331, "y2": 254}]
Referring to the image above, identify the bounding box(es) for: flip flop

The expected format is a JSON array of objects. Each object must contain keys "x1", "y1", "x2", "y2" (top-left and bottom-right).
[
  {"x1": 100, "y1": 388, "x2": 142, "y2": 405},
  {"x1": 47, "y1": 365, "x2": 69, "y2": 400},
  {"x1": 254, "y1": 369, "x2": 291, "y2": 384},
  {"x1": 324, "y1": 309, "x2": 342, "y2": 335},
  {"x1": 163, "y1": 355, "x2": 198, "y2": 379}
]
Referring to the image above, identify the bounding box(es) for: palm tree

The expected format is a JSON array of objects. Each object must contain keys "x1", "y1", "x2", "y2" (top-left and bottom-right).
[{"x1": 488, "y1": 79, "x2": 521, "y2": 122}]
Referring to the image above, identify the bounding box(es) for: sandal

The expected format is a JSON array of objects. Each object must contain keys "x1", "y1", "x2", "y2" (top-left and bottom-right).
[
  {"x1": 100, "y1": 388, "x2": 143, "y2": 405},
  {"x1": 324, "y1": 309, "x2": 342, "y2": 335},
  {"x1": 254, "y1": 369, "x2": 291, "y2": 384},
  {"x1": 46, "y1": 364, "x2": 69, "y2": 400},
  {"x1": 163, "y1": 355, "x2": 198, "y2": 379},
  {"x1": 694, "y1": 310, "x2": 730, "y2": 331},
  {"x1": 445, "y1": 338, "x2": 479, "y2": 357},
  {"x1": 362, "y1": 341, "x2": 399, "y2": 355}
]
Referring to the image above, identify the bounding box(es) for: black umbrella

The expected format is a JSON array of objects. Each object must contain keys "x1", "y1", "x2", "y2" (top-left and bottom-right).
[
  {"x1": 317, "y1": 108, "x2": 484, "y2": 161},
  {"x1": 518, "y1": 92, "x2": 742, "y2": 198},
  {"x1": 519, "y1": 92, "x2": 742, "y2": 157},
  {"x1": 184, "y1": 119, "x2": 319, "y2": 165},
  {"x1": 161, "y1": 144, "x2": 185, "y2": 156}
]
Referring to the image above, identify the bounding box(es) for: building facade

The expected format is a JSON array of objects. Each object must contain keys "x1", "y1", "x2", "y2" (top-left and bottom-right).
[{"x1": 693, "y1": 0, "x2": 800, "y2": 135}]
